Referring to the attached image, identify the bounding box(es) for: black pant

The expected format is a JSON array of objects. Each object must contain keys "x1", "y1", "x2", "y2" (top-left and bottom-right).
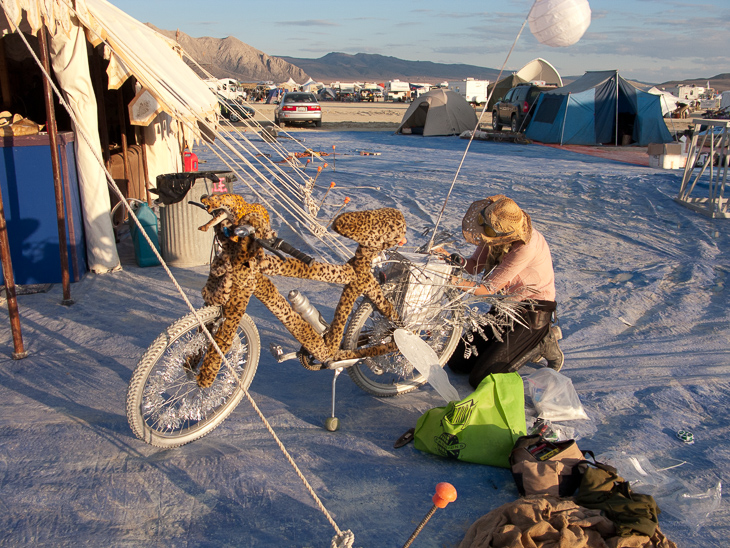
[{"x1": 448, "y1": 300, "x2": 556, "y2": 388}]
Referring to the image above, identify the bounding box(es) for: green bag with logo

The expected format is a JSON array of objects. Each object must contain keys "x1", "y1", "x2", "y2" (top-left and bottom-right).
[{"x1": 413, "y1": 373, "x2": 526, "y2": 468}]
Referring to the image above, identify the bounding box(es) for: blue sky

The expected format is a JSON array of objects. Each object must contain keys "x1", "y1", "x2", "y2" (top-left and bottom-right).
[{"x1": 112, "y1": 0, "x2": 728, "y2": 83}]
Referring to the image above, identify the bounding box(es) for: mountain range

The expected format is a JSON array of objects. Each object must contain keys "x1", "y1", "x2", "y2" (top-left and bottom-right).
[{"x1": 149, "y1": 25, "x2": 729, "y2": 92}]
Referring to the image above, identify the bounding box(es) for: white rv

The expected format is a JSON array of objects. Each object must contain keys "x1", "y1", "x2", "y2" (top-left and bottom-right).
[
  {"x1": 448, "y1": 78, "x2": 490, "y2": 105},
  {"x1": 204, "y1": 78, "x2": 244, "y2": 101},
  {"x1": 385, "y1": 80, "x2": 410, "y2": 102}
]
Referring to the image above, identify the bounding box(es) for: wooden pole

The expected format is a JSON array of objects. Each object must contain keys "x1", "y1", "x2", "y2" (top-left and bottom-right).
[
  {"x1": 0, "y1": 181, "x2": 27, "y2": 360},
  {"x1": 117, "y1": 89, "x2": 131, "y2": 192},
  {"x1": 38, "y1": 26, "x2": 73, "y2": 306}
]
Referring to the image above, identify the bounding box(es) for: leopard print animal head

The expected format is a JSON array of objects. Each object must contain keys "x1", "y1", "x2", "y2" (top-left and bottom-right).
[
  {"x1": 199, "y1": 194, "x2": 274, "y2": 240},
  {"x1": 332, "y1": 208, "x2": 406, "y2": 250}
]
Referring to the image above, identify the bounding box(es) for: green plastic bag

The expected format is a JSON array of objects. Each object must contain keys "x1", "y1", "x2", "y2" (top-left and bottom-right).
[{"x1": 413, "y1": 373, "x2": 526, "y2": 468}]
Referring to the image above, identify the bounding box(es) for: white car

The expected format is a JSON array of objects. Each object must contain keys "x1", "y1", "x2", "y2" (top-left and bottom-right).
[{"x1": 274, "y1": 92, "x2": 322, "y2": 127}]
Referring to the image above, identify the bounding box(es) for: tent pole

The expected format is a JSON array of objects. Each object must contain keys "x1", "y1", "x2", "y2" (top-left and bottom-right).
[
  {"x1": 117, "y1": 89, "x2": 132, "y2": 195},
  {"x1": 0, "y1": 181, "x2": 27, "y2": 359},
  {"x1": 138, "y1": 127, "x2": 153, "y2": 206},
  {"x1": 39, "y1": 26, "x2": 74, "y2": 306},
  {"x1": 560, "y1": 93, "x2": 570, "y2": 146},
  {"x1": 615, "y1": 73, "x2": 619, "y2": 146}
]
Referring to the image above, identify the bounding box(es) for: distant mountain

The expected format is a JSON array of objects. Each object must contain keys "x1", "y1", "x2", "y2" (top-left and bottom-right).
[
  {"x1": 279, "y1": 52, "x2": 501, "y2": 84},
  {"x1": 147, "y1": 25, "x2": 309, "y2": 83},
  {"x1": 658, "y1": 73, "x2": 730, "y2": 93}
]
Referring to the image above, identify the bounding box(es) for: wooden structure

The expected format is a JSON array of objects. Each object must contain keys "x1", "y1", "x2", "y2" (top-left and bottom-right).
[{"x1": 675, "y1": 119, "x2": 730, "y2": 218}]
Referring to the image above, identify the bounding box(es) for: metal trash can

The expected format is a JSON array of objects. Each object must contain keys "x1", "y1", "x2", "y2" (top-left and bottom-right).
[{"x1": 156, "y1": 171, "x2": 236, "y2": 267}]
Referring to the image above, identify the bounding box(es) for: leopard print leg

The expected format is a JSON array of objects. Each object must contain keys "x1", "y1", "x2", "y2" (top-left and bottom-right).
[
  {"x1": 197, "y1": 268, "x2": 256, "y2": 388},
  {"x1": 253, "y1": 274, "x2": 332, "y2": 363},
  {"x1": 324, "y1": 283, "x2": 361, "y2": 356}
]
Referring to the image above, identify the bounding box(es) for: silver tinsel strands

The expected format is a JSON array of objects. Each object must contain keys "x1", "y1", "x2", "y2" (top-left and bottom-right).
[{"x1": 142, "y1": 330, "x2": 248, "y2": 432}]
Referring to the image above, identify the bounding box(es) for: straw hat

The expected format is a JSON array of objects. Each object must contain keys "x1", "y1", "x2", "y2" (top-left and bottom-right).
[{"x1": 461, "y1": 195, "x2": 532, "y2": 246}]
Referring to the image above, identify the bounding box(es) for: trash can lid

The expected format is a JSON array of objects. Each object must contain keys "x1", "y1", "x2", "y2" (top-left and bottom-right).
[{"x1": 150, "y1": 171, "x2": 237, "y2": 205}]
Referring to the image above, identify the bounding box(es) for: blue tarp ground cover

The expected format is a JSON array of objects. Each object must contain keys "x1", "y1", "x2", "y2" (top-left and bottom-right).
[{"x1": 526, "y1": 71, "x2": 673, "y2": 146}]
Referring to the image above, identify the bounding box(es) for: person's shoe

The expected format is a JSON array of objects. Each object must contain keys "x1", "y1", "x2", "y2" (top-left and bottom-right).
[{"x1": 541, "y1": 326, "x2": 564, "y2": 371}]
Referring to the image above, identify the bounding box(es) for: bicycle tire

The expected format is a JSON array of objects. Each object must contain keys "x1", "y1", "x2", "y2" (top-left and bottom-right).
[
  {"x1": 343, "y1": 287, "x2": 462, "y2": 397},
  {"x1": 126, "y1": 306, "x2": 260, "y2": 448}
]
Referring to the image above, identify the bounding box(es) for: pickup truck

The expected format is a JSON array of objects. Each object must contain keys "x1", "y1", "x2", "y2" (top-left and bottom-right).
[{"x1": 492, "y1": 84, "x2": 552, "y2": 133}]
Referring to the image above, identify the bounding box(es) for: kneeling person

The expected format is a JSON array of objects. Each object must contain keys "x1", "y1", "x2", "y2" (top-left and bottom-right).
[{"x1": 438, "y1": 195, "x2": 563, "y2": 388}]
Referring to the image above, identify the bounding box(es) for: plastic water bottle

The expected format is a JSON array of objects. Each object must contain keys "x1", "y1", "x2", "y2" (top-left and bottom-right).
[{"x1": 288, "y1": 290, "x2": 328, "y2": 334}]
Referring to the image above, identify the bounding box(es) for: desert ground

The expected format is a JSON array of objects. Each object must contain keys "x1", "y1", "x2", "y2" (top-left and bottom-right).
[{"x1": 244, "y1": 100, "x2": 696, "y2": 134}]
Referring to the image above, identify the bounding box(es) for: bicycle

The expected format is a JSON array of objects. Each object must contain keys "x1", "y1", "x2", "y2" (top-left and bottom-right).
[{"x1": 125, "y1": 193, "x2": 464, "y2": 447}]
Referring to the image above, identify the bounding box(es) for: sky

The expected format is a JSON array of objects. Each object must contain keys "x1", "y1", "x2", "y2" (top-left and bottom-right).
[{"x1": 110, "y1": 0, "x2": 729, "y2": 84}]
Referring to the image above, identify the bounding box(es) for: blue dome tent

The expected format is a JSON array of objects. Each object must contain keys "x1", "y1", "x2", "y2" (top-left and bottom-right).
[{"x1": 525, "y1": 70, "x2": 673, "y2": 146}]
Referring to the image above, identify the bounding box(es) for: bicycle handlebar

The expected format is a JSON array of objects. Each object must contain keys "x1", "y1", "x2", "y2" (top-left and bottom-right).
[{"x1": 234, "y1": 225, "x2": 314, "y2": 266}]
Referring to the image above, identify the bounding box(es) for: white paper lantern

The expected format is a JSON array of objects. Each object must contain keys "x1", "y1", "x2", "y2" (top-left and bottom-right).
[{"x1": 528, "y1": 0, "x2": 592, "y2": 47}]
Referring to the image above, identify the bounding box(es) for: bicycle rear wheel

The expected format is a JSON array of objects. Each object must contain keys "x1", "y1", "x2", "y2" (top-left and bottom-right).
[
  {"x1": 126, "y1": 306, "x2": 260, "y2": 448},
  {"x1": 343, "y1": 286, "x2": 462, "y2": 397}
]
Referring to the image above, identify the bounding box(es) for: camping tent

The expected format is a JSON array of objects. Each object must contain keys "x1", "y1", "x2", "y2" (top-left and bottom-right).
[
  {"x1": 525, "y1": 70, "x2": 673, "y2": 146},
  {"x1": 317, "y1": 87, "x2": 337, "y2": 101},
  {"x1": 395, "y1": 89, "x2": 478, "y2": 136}
]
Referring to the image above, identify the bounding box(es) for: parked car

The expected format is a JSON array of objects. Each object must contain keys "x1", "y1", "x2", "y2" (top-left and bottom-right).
[
  {"x1": 220, "y1": 99, "x2": 254, "y2": 123},
  {"x1": 274, "y1": 92, "x2": 322, "y2": 127},
  {"x1": 492, "y1": 83, "x2": 552, "y2": 133}
]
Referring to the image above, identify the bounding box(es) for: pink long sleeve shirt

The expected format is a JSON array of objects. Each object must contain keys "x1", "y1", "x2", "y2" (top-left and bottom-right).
[{"x1": 470, "y1": 228, "x2": 556, "y2": 301}]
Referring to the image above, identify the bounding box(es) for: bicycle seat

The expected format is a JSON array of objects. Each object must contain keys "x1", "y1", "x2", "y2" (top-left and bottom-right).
[{"x1": 331, "y1": 208, "x2": 406, "y2": 250}]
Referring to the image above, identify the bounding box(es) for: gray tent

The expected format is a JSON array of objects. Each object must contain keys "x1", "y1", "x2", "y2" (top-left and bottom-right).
[{"x1": 395, "y1": 89, "x2": 478, "y2": 136}]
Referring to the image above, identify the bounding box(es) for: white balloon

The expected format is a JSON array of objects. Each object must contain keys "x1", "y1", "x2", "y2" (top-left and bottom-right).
[{"x1": 528, "y1": 0, "x2": 592, "y2": 48}]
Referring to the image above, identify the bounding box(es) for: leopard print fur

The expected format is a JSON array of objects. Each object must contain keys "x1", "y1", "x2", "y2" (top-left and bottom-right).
[{"x1": 195, "y1": 195, "x2": 407, "y2": 387}]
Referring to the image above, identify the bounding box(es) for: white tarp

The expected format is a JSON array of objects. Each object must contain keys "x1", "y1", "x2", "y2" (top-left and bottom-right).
[{"x1": 0, "y1": 0, "x2": 218, "y2": 273}]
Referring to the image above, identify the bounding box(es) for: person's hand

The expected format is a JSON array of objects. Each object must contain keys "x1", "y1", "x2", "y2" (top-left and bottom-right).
[
  {"x1": 430, "y1": 246, "x2": 449, "y2": 257},
  {"x1": 446, "y1": 253, "x2": 466, "y2": 267}
]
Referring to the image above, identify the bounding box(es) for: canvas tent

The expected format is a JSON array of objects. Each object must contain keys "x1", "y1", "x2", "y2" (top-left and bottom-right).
[
  {"x1": 395, "y1": 89, "x2": 478, "y2": 136},
  {"x1": 0, "y1": 0, "x2": 218, "y2": 274},
  {"x1": 525, "y1": 70, "x2": 673, "y2": 146}
]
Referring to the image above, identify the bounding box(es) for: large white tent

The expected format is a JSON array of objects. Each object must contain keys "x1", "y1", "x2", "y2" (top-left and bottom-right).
[{"x1": 0, "y1": 0, "x2": 218, "y2": 273}]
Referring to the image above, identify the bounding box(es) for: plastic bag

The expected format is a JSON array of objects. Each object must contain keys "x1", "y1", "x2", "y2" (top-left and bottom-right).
[
  {"x1": 526, "y1": 368, "x2": 589, "y2": 421},
  {"x1": 596, "y1": 451, "x2": 722, "y2": 530}
]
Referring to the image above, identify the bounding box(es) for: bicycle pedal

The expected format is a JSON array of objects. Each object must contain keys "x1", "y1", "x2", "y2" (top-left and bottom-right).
[{"x1": 269, "y1": 343, "x2": 297, "y2": 363}]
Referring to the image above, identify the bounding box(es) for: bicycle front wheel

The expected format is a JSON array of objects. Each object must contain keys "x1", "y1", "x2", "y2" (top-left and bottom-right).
[
  {"x1": 343, "y1": 287, "x2": 463, "y2": 397},
  {"x1": 126, "y1": 306, "x2": 260, "y2": 448}
]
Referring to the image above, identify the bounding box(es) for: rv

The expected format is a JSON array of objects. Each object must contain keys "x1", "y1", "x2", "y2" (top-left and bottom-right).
[
  {"x1": 204, "y1": 78, "x2": 244, "y2": 101},
  {"x1": 385, "y1": 80, "x2": 410, "y2": 102},
  {"x1": 448, "y1": 78, "x2": 490, "y2": 105}
]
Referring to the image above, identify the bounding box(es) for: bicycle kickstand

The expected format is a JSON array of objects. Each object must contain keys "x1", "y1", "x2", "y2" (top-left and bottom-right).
[
  {"x1": 323, "y1": 358, "x2": 359, "y2": 432},
  {"x1": 325, "y1": 367, "x2": 344, "y2": 432}
]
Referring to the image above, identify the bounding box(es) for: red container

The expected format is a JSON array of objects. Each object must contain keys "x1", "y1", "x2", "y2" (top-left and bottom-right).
[{"x1": 183, "y1": 151, "x2": 198, "y2": 172}]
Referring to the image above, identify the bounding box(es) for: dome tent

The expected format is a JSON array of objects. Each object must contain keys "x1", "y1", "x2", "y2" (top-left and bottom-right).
[{"x1": 396, "y1": 89, "x2": 478, "y2": 136}]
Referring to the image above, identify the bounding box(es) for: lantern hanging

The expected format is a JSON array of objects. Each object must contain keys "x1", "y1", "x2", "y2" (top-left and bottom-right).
[{"x1": 528, "y1": 0, "x2": 592, "y2": 48}]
